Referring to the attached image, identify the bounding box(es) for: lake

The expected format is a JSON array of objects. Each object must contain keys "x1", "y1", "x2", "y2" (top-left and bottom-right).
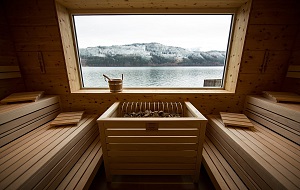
[{"x1": 81, "y1": 66, "x2": 224, "y2": 88}]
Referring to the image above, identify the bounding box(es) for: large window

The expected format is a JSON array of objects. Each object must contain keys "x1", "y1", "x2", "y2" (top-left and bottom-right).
[{"x1": 73, "y1": 14, "x2": 233, "y2": 88}]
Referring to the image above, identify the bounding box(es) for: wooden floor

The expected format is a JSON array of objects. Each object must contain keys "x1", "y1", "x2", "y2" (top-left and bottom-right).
[{"x1": 89, "y1": 164, "x2": 215, "y2": 190}]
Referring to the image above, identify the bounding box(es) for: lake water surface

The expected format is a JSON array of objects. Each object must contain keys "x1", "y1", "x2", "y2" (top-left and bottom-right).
[{"x1": 82, "y1": 66, "x2": 224, "y2": 88}]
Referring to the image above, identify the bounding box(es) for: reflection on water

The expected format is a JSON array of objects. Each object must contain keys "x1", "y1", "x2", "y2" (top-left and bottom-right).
[{"x1": 81, "y1": 66, "x2": 224, "y2": 88}]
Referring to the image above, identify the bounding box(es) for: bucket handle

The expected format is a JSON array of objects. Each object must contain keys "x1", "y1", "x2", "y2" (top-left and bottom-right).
[
  {"x1": 103, "y1": 74, "x2": 123, "y2": 82},
  {"x1": 103, "y1": 74, "x2": 111, "y2": 82}
]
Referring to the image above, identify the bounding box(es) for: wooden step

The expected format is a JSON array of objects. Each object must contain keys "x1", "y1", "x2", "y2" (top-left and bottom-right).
[
  {"x1": 207, "y1": 115, "x2": 300, "y2": 190},
  {"x1": 0, "y1": 114, "x2": 98, "y2": 189},
  {"x1": 244, "y1": 95, "x2": 300, "y2": 144},
  {"x1": 0, "y1": 96, "x2": 60, "y2": 147},
  {"x1": 202, "y1": 136, "x2": 247, "y2": 190}
]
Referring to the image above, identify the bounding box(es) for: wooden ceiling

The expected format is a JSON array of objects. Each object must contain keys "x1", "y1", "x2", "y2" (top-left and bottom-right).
[{"x1": 56, "y1": 0, "x2": 248, "y2": 10}]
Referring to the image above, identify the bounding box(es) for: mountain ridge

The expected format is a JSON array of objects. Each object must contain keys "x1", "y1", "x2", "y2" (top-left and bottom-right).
[{"x1": 79, "y1": 42, "x2": 226, "y2": 67}]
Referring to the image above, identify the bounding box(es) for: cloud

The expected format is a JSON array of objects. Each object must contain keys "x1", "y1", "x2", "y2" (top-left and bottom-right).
[{"x1": 74, "y1": 14, "x2": 232, "y2": 51}]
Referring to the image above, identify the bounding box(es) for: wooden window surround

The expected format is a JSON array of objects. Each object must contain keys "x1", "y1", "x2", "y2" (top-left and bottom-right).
[{"x1": 55, "y1": 0, "x2": 251, "y2": 94}]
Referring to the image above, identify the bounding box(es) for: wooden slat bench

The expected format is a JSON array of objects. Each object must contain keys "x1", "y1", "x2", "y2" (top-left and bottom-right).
[
  {"x1": 202, "y1": 95, "x2": 300, "y2": 190},
  {"x1": 0, "y1": 96, "x2": 103, "y2": 190}
]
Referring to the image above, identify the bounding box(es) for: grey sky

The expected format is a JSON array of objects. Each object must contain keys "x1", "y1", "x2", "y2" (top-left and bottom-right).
[{"x1": 74, "y1": 15, "x2": 232, "y2": 51}]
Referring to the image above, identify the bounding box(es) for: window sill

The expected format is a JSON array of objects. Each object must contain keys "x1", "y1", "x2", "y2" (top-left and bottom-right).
[{"x1": 72, "y1": 88, "x2": 234, "y2": 94}]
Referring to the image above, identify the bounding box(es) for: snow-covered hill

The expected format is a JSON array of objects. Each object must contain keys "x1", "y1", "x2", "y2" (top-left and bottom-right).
[{"x1": 79, "y1": 43, "x2": 226, "y2": 67}]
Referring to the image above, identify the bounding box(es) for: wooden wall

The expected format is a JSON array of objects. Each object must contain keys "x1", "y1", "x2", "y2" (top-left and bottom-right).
[
  {"x1": 2, "y1": 0, "x2": 300, "y2": 115},
  {"x1": 0, "y1": 1, "x2": 25, "y2": 99}
]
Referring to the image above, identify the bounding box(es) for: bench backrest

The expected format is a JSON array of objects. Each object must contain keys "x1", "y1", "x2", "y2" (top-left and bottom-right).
[
  {"x1": 244, "y1": 95, "x2": 300, "y2": 145},
  {"x1": 0, "y1": 96, "x2": 60, "y2": 147}
]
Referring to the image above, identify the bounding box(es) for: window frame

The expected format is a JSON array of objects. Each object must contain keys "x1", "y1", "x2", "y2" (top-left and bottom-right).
[
  {"x1": 55, "y1": 0, "x2": 252, "y2": 94},
  {"x1": 72, "y1": 14, "x2": 234, "y2": 90}
]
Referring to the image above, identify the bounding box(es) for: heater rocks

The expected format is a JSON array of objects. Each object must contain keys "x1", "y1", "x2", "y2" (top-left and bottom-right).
[{"x1": 123, "y1": 110, "x2": 181, "y2": 118}]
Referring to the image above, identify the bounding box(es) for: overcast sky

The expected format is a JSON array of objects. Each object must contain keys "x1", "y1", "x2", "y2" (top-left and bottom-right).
[{"x1": 74, "y1": 15, "x2": 232, "y2": 51}]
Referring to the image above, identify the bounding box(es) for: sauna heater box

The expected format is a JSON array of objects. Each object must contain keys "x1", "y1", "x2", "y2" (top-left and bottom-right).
[{"x1": 97, "y1": 101, "x2": 207, "y2": 182}]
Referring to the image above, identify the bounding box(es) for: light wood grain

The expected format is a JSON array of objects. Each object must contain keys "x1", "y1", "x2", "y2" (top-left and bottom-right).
[
  {"x1": 50, "y1": 111, "x2": 84, "y2": 126},
  {"x1": 56, "y1": 2, "x2": 81, "y2": 92},
  {"x1": 57, "y1": 0, "x2": 248, "y2": 10},
  {"x1": 108, "y1": 156, "x2": 197, "y2": 164},
  {"x1": 207, "y1": 115, "x2": 300, "y2": 189},
  {"x1": 205, "y1": 128, "x2": 262, "y2": 189},
  {"x1": 97, "y1": 101, "x2": 207, "y2": 182},
  {"x1": 107, "y1": 150, "x2": 197, "y2": 157},
  {"x1": 34, "y1": 126, "x2": 99, "y2": 189},
  {"x1": 109, "y1": 163, "x2": 195, "y2": 170},
  {"x1": 0, "y1": 91, "x2": 44, "y2": 104},
  {"x1": 110, "y1": 170, "x2": 195, "y2": 176},
  {"x1": 0, "y1": 115, "x2": 97, "y2": 189},
  {"x1": 203, "y1": 137, "x2": 247, "y2": 190},
  {"x1": 106, "y1": 128, "x2": 199, "y2": 136},
  {"x1": 244, "y1": 95, "x2": 300, "y2": 144},
  {"x1": 263, "y1": 91, "x2": 300, "y2": 103},
  {"x1": 107, "y1": 143, "x2": 198, "y2": 151},
  {"x1": 220, "y1": 112, "x2": 254, "y2": 128},
  {"x1": 0, "y1": 96, "x2": 60, "y2": 147}
]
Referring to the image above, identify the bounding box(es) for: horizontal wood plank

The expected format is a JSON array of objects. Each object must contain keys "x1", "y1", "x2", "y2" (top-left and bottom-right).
[
  {"x1": 110, "y1": 170, "x2": 195, "y2": 176},
  {"x1": 0, "y1": 96, "x2": 59, "y2": 124},
  {"x1": 0, "y1": 109, "x2": 59, "y2": 147},
  {"x1": 245, "y1": 103, "x2": 300, "y2": 133},
  {"x1": 108, "y1": 156, "x2": 197, "y2": 164},
  {"x1": 106, "y1": 136, "x2": 198, "y2": 143},
  {"x1": 0, "y1": 103, "x2": 60, "y2": 134},
  {"x1": 0, "y1": 72, "x2": 21, "y2": 79},
  {"x1": 102, "y1": 119, "x2": 203, "y2": 129},
  {"x1": 107, "y1": 150, "x2": 197, "y2": 157},
  {"x1": 245, "y1": 95, "x2": 300, "y2": 123},
  {"x1": 107, "y1": 143, "x2": 198, "y2": 151},
  {"x1": 105, "y1": 128, "x2": 199, "y2": 136},
  {"x1": 109, "y1": 163, "x2": 195, "y2": 170}
]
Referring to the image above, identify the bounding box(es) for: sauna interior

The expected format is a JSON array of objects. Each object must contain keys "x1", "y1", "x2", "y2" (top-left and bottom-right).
[{"x1": 0, "y1": 0, "x2": 299, "y2": 189}]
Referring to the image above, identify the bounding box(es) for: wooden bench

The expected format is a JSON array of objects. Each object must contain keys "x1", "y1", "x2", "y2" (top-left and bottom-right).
[
  {"x1": 203, "y1": 95, "x2": 300, "y2": 190},
  {"x1": 0, "y1": 96, "x2": 103, "y2": 189}
]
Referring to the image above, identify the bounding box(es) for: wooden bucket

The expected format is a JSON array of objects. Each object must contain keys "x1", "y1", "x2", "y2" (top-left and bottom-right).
[{"x1": 108, "y1": 79, "x2": 123, "y2": 92}]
